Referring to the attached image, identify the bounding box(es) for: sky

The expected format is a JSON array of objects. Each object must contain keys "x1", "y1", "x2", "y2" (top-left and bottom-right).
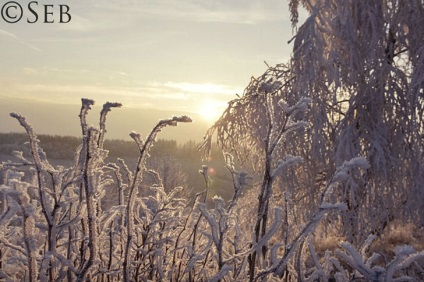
[{"x1": 0, "y1": 0, "x2": 303, "y2": 142}]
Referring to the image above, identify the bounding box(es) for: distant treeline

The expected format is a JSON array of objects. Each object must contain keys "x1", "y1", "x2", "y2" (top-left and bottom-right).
[
  {"x1": 0, "y1": 132, "x2": 236, "y2": 200},
  {"x1": 0, "y1": 132, "x2": 185, "y2": 160}
]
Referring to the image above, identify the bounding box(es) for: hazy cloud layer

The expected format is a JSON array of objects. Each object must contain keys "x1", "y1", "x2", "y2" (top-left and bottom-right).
[{"x1": 0, "y1": 0, "x2": 304, "y2": 140}]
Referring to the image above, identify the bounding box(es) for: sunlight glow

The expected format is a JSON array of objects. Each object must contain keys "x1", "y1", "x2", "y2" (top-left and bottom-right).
[{"x1": 198, "y1": 100, "x2": 227, "y2": 123}]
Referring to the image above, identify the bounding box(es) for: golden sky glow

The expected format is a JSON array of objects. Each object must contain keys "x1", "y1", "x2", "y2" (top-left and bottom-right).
[
  {"x1": 198, "y1": 99, "x2": 228, "y2": 123},
  {"x1": 0, "y1": 0, "x2": 302, "y2": 141}
]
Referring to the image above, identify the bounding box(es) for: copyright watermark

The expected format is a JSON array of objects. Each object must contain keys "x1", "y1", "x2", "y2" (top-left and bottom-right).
[
  {"x1": 1, "y1": 1, "x2": 71, "y2": 23},
  {"x1": 1, "y1": 1, "x2": 22, "y2": 23}
]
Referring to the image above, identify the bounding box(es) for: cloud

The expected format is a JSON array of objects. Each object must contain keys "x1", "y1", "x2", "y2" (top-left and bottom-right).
[
  {"x1": 163, "y1": 82, "x2": 241, "y2": 95},
  {"x1": 64, "y1": 0, "x2": 290, "y2": 32},
  {"x1": 55, "y1": 13, "x2": 94, "y2": 32},
  {"x1": 22, "y1": 67, "x2": 38, "y2": 75},
  {"x1": 0, "y1": 0, "x2": 295, "y2": 117},
  {"x1": 0, "y1": 78, "x2": 240, "y2": 115},
  {"x1": 0, "y1": 29, "x2": 41, "y2": 51}
]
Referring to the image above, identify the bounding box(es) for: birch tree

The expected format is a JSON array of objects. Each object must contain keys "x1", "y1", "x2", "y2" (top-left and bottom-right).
[{"x1": 202, "y1": 0, "x2": 424, "y2": 260}]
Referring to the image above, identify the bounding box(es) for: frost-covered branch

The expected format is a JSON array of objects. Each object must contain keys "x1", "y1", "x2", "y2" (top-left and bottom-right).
[
  {"x1": 98, "y1": 102, "x2": 122, "y2": 148},
  {"x1": 123, "y1": 115, "x2": 191, "y2": 282}
]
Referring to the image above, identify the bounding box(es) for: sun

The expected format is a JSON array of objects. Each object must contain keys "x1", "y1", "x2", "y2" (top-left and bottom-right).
[{"x1": 198, "y1": 100, "x2": 226, "y2": 123}]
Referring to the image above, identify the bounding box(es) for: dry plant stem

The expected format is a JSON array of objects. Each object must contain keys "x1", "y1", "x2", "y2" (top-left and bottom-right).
[
  {"x1": 77, "y1": 128, "x2": 98, "y2": 282},
  {"x1": 249, "y1": 97, "x2": 290, "y2": 281},
  {"x1": 9, "y1": 113, "x2": 59, "y2": 279},
  {"x1": 9, "y1": 113, "x2": 84, "y2": 280},
  {"x1": 107, "y1": 220, "x2": 114, "y2": 279},
  {"x1": 191, "y1": 170, "x2": 209, "y2": 277},
  {"x1": 255, "y1": 205, "x2": 346, "y2": 280},
  {"x1": 75, "y1": 100, "x2": 121, "y2": 281},
  {"x1": 19, "y1": 192, "x2": 38, "y2": 282},
  {"x1": 172, "y1": 193, "x2": 202, "y2": 282},
  {"x1": 123, "y1": 116, "x2": 191, "y2": 282},
  {"x1": 98, "y1": 102, "x2": 122, "y2": 148},
  {"x1": 10, "y1": 114, "x2": 52, "y2": 223},
  {"x1": 123, "y1": 136, "x2": 146, "y2": 282},
  {"x1": 67, "y1": 202, "x2": 75, "y2": 282},
  {"x1": 74, "y1": 98, "x2": 94, "y2": 278}
]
